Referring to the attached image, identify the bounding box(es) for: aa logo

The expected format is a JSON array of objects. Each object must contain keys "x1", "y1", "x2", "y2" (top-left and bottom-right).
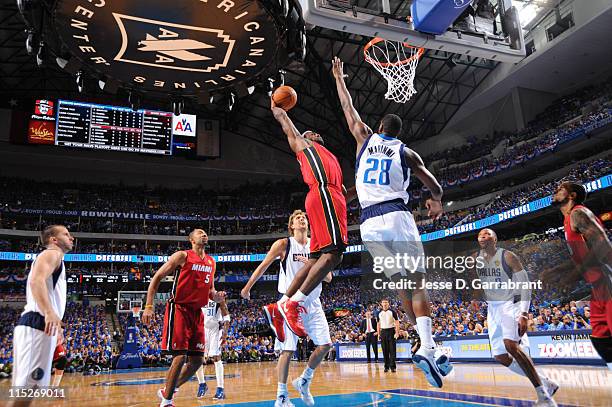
[
  {"x1": 172, "y1": 114, "x2": 196, "y2": 136},
  {"x1": 113, "y1": 13, "x2": 235, "y2": 73}
]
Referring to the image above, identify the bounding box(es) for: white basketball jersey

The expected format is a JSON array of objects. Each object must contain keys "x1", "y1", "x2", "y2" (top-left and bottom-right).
[
  {"x1": 202, "y1": 300, "x2": 222, "y2": 328},
  {"x1": 475, "y1": 248, "x2": 514, "y2": 302},
  {"x1": 278, "y1": 237, "x2": 321, "y2": 303},
  {"x1": 23, "y1": 252, "x2": 66, "y2": 319},
  {"x1": 356, "y1": 133, "x2": 411, "y2": 209}
]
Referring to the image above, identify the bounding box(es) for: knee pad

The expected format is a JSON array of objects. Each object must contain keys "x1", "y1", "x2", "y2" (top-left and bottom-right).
[
  {"x1": 53, "y1": 356, "x2": 68, "y2": 371},
  {"x1": 591, "y1": 336, "x2": 612, "y2": 362}
]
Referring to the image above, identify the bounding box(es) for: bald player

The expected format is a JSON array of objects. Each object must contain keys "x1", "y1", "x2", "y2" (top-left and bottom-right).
[{"x1": 471, "y1": 229, "x2": 558, "y2": 407}]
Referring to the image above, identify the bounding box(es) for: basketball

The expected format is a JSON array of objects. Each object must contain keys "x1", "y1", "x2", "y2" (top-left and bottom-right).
[{"x1": 272, "y1": 85, "x2": 298, "y2": 111}]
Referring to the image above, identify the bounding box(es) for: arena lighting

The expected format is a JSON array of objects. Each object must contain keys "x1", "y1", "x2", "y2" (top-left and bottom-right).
[
  {"x1": 227, "y1": 92, "x2": 236, "y2": 112},
  {"x1": 25, "y1": 30, "x2": 36, "y2": 55},
  {"x1": 35, "y1": 41, "x2": 45, "y2": 67},
  {"x1": 172, "y1": 100, "x2": 184, "y2": 116},
  {"x1": 56, "y1": 56, "x2": 82, "y2": 75},
  {"x1": 75, "y1": 70, "x2": 84, "y2": 93},
  {"x1": 266, "y1": 78, "x2": 275, "y2": 95}
]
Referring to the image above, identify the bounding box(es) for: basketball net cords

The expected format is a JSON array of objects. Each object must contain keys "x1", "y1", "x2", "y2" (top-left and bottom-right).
[{"x1": 367, "y1": 41, "x2": 420, "y2": 104}]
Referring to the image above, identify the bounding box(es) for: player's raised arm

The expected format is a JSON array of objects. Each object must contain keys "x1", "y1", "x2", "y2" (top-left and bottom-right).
[
  {"x1": 142, "y1": 251, "x2": 187, "y2": 325},
  {"x1": 332, "y1": 56, "x2": 372, "y2": 149},
  {"x1": 241, "y1": 238, "x2": 288, "y2": 300},
  {"x1": 270, "y1": 98, "x2": 310, "y2": 154},
  {"x1": 30, "y1": 249, "x2": 64, "y2": 336},
  {"x1": 403, "y1": 147, "x2": 443, "y2": 220}
]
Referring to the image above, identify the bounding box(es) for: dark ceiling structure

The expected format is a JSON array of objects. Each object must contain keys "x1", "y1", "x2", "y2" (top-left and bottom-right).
[{"x1": 0, "y1": 0, "x2": 498, "y2": 165}]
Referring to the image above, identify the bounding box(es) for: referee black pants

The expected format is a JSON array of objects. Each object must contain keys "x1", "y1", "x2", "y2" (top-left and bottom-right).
[
  {"x1": 365, "y1": 332, "x2": 378, "y2": 362},
  {"x1": 380, "y1": 328, "x2": 396, "y2": 370}
]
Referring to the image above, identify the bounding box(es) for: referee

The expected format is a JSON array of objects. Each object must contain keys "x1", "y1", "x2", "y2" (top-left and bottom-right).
[{"x1": 377, "y1": 299, "x2": 399, "y2": 372}]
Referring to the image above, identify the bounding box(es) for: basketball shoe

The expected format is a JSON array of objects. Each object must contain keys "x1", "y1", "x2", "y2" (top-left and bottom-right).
[
  {"x1": 157, "y1": 387, "x2": 177, "y2": 407},
  {"x1": 292, "y1": 376, "x2": 314, "y2": 406},
  {"x1": 274, "y1": 394, "x2": 295, "y2": 407},
  {"x1": 278, "y1": 300, "x2": 307, "y2": 338},
  {"x1": 542, "y1": 377, "x2": 560, "y2": 397},
  {"x1": 196, "y1": 382, "x2": 208, "y2": 398},
  {"x1": 436, "y1": 354, "x2": 453, "y2": 376},
  {"x1": 213, "y1": 387, "x2": 225, "y2": 400},
  {"x1": 263, "y1": 303, "x2": 286, "y2": 342},
  {"x1": 413, "y1": 347, "x2": 444, "y2": 388},
  {"x1": 534, "y1": 398, "x2": 558, "y2": 407}
]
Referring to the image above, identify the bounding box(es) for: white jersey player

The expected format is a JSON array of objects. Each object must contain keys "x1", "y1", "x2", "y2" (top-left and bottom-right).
[
  {"x1": 332, "y1": 56, "x2": 450, "y2": 388},
  {"x1": 472, "y1": 229, "x2": 558, "y2": 407},
  {"x1": 12, "y1": 225, "x2": 73, "y2": 394},
  {"x1": 195, "y1": 298, "x2": 230, "y2": 400},
  {"x1": 241, "y1": 210, "x2": 332, "y2": 407}
]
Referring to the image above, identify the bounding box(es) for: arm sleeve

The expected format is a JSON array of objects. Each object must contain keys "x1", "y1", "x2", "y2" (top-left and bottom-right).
[{"x1": 512, "y1": 269, "x2": 531, "y2": 314}]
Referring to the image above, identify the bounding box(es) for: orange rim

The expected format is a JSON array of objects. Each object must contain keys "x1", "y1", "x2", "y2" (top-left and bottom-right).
[{"x1": 363, "y1": 37, "x2": 424, "y2": 68}]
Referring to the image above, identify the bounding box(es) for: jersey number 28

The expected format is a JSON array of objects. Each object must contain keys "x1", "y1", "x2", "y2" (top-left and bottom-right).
[{"x1": 363, "y1": 158, "x2": 392, "y2": 185}]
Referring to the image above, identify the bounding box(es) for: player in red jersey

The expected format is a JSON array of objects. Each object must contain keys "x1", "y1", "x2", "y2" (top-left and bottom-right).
[
  {"x1": 546, "y1": 181, "x2": 612, "y2": 371},
  {"x1": 50, "y1": 342, "x2": 66, "y2": 387},
  {"x1": 266, "y1": 97, "x2": 348, "y2": 339},
  {"x1": 143, "y1": 229, "x2": 225, "y2": 407}
]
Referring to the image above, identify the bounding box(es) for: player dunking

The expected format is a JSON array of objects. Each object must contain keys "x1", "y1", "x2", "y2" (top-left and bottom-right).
[
  {"x1": 471, "y1": 229, "x2": 559, "y2": 406},
  {"x1": 265, "y1": 98, "x2": 348, "y2": 338},
  {"x1": 11, "y1": 225, "x2": 72, "y2": 406},
  {"x1": 332, "y1": 56, "x2": 451, "y2": 388},
  {"x1": 142, "y1": 229, "x2": 225, "y2": 407},
  {"x1": 547, "y1": 181, "x2": 612, "y2": 370},
  {"x1": 241, "y1": 210, "x2": 332, "y2": 407},
  {"x1": 195, "y1": 297, "x2": 230, "y2": 400}
]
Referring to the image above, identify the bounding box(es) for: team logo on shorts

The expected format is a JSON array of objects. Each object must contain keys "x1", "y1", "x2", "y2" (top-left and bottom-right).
[
  {"x1": 196, "y1": 342, "x2": 206, "y2": 350},
  {"x1": 31, "y1": 367, "x2": 44, "y2": 381}
]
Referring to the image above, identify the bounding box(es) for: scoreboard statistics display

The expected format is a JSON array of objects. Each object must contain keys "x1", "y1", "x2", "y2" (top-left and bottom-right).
[{"x1": 55, "y1": 99, "x2": 173, "y2": 155}]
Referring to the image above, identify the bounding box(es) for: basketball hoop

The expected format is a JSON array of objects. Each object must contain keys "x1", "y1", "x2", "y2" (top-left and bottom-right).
[
  {"x1": 132, "y1": 305, "x2": 141, "y2": 319},
  {"x1": 364, "y1": 37, "x2": 424, "y2": 104}
]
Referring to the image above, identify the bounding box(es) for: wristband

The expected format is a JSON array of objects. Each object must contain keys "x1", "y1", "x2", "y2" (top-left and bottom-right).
[
  {"x1": 145, "y1": 305, "x2": 154, "y2": 309},
  {"x1": 223, "y1": 314, "x2": 231, "y2": 322}
]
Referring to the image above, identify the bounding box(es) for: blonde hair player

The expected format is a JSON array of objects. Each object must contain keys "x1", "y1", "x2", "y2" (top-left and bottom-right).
[
  {"x1": 195, "y1": 296, "x2": 230, "y2": 400},
  {"x1": 470, "y1": 228, "x2": 559, "y2": 407},
  {"x1": 241, "y1": 210, "x2": 333, "y2": 407},
  {"x1": 142, "y1": 229, "x2": 225, "y2": 407},
  {"x1": 11, "y1": 225, "x2": 73, "y2": 406}
]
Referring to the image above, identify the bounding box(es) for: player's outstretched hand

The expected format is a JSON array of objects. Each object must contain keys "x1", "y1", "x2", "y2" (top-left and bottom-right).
[
  {"x1": 212, "y1": 290, "x2": 226, "y2": 303},
  {"x1": 332, "y1": 56, "x2": 345, "y2": 80},
  {"x1": 425, "y1": 198, "x2": 443, "y2": 220},
  {"x1": 142, "y1": 307, "x2": 154, "y2": 326},
  {"x1": 240, "y1": 287, "x2": 251, "y2": 301},
  {"x1": 44, "y1": 311, "x2": 62, "y2": 337},
  {"x1": 270, "y1": 96, "x2": 285, "y2": 118}
]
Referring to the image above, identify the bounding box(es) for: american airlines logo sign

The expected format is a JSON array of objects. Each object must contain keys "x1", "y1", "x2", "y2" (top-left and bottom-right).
[{"x1": 54, "y1": 0, "x2": 281, "y2": 92}]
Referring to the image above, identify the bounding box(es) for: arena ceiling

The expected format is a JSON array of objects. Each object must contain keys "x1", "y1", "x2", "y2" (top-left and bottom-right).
[{"x1": 0, "y1": 1, "x2": 498, "y2": 163}]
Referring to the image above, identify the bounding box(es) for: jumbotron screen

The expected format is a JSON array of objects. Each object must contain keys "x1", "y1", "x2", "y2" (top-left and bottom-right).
[{"x1": 55, "y1": 99, "x2": 173, "y2": 155}]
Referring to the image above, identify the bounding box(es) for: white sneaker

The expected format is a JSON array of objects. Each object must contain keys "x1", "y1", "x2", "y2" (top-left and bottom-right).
[
  {"x1": 274, "y1": 394, "x2": 295, "y2": 407},
  {"x1": 413, "y1": 348, "x2": 443, "y2": 388},
  {"x1": 292, "y1": 376, "x2": 314, "y2": 406},
  {"x1": 534, "y1": 397, "x2": 558, "y2": 407},
  {"x1": 542, "y1": 376, "x2": 560, "y2": 397}
]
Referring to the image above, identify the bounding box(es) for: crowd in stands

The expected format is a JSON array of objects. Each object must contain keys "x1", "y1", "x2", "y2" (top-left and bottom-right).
[{"x1": 415, "y1": 155, "x2": 611, "y2": 233}]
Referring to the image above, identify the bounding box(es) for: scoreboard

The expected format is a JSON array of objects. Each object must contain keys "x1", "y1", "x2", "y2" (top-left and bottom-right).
[{"x1": 55, "y1": 100, "x2": 173, "y2": 155}]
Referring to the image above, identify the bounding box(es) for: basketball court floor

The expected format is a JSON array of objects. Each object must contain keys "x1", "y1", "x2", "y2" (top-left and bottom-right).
[{"x1": 2, "y1": 361, "x2": 609, "y2": 406}]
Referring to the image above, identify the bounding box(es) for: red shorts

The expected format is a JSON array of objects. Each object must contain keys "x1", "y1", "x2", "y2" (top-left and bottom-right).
[
  {"x1": 305, "y1": 185, "x2": 348, "y2": 255},
  {"x1": 162, "y1": 302, "x2": 205, "y2": 354},
  {"x1": 53, "y1": 343, "x2": 65, "y2": 361},
  {"x1": 590, "y1": 299, "x2": 612, "y2": 338}
]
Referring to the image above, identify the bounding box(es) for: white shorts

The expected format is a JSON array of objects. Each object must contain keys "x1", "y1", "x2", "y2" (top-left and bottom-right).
[
  {"x1": 361, "y1": 211, "x2": 426, "y2": 278},
  {"x1": 275, "y1": 300, "x2": 331, "y2": 352},
  {"x1": 12, "y1": 326, "x2": 57, "y2": 387},
  {"x1": 205, "y1": 325, "x2": 221, "y2": 357},
  {"x1": 487, "y1": 301, "x2": 530, "y2": 356}
]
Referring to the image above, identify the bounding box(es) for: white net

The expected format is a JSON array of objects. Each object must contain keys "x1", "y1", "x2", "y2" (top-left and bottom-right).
[{"x1": 364, "y1": 38, "x2": 424, "y2": 104}]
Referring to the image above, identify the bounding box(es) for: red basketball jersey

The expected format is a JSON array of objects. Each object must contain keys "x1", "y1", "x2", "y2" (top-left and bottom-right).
[
  {"x1": 297, "y1": 142, "x2": 344, "y2": 193},
  {"x1": 563, "y1": 205, "x2": 609, "y2": 288},
  {"x1": 171, "y1": 250, "x2": 215, "y2": 308}
]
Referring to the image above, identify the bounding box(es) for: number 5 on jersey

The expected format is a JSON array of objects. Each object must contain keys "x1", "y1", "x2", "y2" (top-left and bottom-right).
[{"x1": 363, "y1": 158, "x2": 392, "y2": 185}]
